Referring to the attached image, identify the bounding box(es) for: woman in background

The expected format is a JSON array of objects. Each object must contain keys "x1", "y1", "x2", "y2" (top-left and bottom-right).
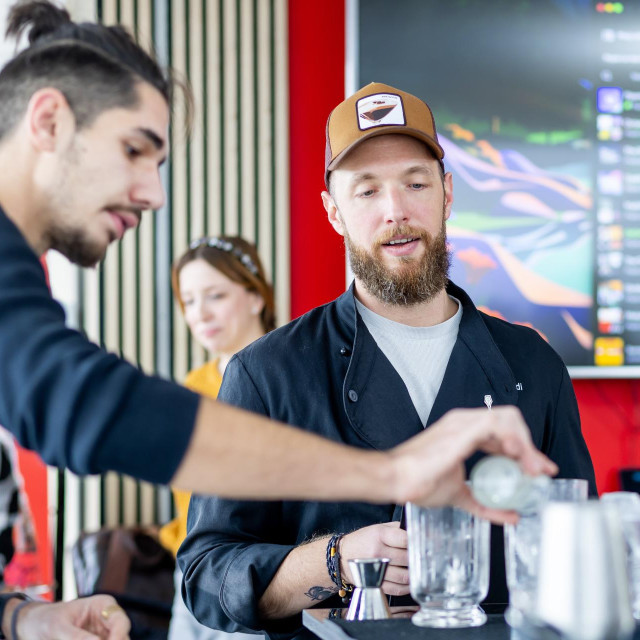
[{"x1": 160, "y1": 236, "x2": 275, "y2": 640}]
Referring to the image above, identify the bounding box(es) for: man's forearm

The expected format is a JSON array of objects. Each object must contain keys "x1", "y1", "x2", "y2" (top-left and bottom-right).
[
  {"x1": 173, "y1": 403, "x2": 557, "y2": 518},
  {"x1": 171, "y1": 398, "x2": 397, "y2": 502},
  {"x1": 259, "y1": 536, "x2": 337, "y2": 619}
]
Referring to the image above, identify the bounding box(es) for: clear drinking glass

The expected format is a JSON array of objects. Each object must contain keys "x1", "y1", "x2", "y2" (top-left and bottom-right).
[
  {"x1": 406, "y1": 502, "x2": 490, "y2": 628},
  {"x1": 504, "y1": 478, "x2": 588, "y2": 628},
  {"x1": 601, "y1": 492, "x2": 640, "y2": 621},
  {"x1": 548, "y1": 478, "x2": 589, "y2": 502}
]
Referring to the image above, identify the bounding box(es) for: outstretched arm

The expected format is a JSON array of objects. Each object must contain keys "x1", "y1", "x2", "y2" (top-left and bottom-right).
[
  {"x1": 0, "y1": 226, "x2": 554, "y2": 505},
  {"x1": 172, "y1": 403, "x2": 556, "y2": 511}
]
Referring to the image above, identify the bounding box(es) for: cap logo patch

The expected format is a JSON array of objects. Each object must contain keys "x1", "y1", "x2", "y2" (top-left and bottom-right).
[{"x1": 356, "y1": 93, "x2": 405, "y2": 130}]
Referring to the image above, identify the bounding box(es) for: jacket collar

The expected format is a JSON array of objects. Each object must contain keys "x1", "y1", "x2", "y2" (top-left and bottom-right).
[{"x1": 337, "y1": 280, "x2": 518, "y2": 449}]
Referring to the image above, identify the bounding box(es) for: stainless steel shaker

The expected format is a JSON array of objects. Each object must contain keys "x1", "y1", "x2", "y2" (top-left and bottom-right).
[{"x1": 533, "y1": 501, "x2": 634, "y2": 640}]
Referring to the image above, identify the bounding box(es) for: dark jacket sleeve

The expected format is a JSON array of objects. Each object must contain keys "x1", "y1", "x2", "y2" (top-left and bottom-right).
[
  {"x1": 0, "y1": 220, "x2": 199, "y2": 482},
  {"x1": 178, "y1": 355, "x2": 298, "y2": 636},
  {"x1": 545, "y1": 366, "x2": 597, "y2": 495}
]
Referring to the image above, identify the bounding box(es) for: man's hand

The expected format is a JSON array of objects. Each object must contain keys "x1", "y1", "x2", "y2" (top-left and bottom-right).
[
  {"x1": 14, "y1": 595, "x2": 130, "y2": 640},
  {"x1": 390, "y1": 406, "x2": 558, "y2": 524},
  {"x1": 340, "y1": 522, "x2": 409, "y2": 596}
]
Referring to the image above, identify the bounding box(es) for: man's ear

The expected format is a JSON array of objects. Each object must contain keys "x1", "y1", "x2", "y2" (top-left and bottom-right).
[
  {"x1": 26, "y1": 88, "x2": 75, "y2": 152},
  {"x1": 321, "y1": 190, "x2": 345, "y2": 237},
  {"x1": 443, "y1": 171, "x2": 454, "y2": 221}
]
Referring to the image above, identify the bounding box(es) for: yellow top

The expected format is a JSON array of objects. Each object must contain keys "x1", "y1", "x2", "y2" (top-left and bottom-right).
[{"x1": 158, "y1": 360, "x2": 223, "y2": 556}]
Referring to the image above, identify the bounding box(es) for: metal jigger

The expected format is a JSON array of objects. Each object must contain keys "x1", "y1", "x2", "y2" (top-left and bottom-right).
[{"x1": 345, "y1": 558, "x2": 391, "y2": 621}]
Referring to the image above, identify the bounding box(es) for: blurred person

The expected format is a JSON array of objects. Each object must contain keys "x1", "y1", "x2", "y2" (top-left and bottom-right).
[
  {"x1": 0, "y1": 428, "x2": 29, "y2": 586},
  {"x1": 179, "y1": 83, "x2": 596, "y2": 639},
  {"x1": 0, "y1": 592, "x2": 130, "y2": 639},
  {"x1": 0, "y1": 426, "x2": 42, "y2": 594},
  {"x1": 160, "y1": 236, "x2": 275, "y2": 640},
  {"x1": 0, "y1": 2, "x2": 558, "y2": 634}
]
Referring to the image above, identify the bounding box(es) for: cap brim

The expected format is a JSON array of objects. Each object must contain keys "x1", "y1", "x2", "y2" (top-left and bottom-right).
[{"x1": 327, "y1": 126, "x2": 445, "y2": 175}]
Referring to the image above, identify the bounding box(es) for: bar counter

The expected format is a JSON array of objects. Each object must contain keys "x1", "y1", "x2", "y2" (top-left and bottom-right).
[{"x1": 301, "y1": 609, "x2": 640, "y2": 640}]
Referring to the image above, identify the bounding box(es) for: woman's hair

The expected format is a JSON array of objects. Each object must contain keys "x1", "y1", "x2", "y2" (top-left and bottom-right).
[{"x1": 171, "y1": 236, "x2": 276, "y2": 334}]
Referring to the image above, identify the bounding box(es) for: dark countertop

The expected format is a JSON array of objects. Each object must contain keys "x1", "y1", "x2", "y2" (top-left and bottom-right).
[
  {"x1": 303, "y1": 610, "x2": 513, "y2": 640},
  {"x1": 303, "y1": 609, "x2": 640, "y2": 640}
]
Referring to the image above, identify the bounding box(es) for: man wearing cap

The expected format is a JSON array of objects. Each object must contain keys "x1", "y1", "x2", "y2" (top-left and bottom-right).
[{"x1": 179, "y1": 83, "x2": 595, "y2": 637}]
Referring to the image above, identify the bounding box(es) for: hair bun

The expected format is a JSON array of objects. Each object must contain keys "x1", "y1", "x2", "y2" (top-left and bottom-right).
[{"x1": 6, "y1": 0, "x2": 72, "y2": 45}]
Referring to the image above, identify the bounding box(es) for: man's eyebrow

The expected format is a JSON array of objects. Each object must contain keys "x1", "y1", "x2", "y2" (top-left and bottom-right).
[
  {"x1": 350, "y1": 172, "x2": 377, "y2": 186},
  {"x1": 136, "y1": 127, "x2": 166, "y2": 151},
  {"x1": 404, "y1": 164, "x2": 435, "y2": 176}
]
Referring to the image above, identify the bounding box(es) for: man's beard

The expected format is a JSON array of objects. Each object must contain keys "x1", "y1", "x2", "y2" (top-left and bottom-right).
[
  {"x1": 41, "y1": 142, "x2": 109, "y2": 268},
  {"x1": 46, "y1": 224, "x2": 107, "y2": 268},
  {"x1": 344, "y1": 218, "x2": 450, "y2": 306}
]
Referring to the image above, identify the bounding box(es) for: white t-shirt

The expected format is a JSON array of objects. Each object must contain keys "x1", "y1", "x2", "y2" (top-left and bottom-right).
[{"x1": 355, "y1": 297, "x2": 462, "y2": 426}]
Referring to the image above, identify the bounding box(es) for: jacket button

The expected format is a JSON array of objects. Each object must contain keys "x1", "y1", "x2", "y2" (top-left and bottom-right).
[
  {"x1": 340, "y1": 347, "x2": 351, "y2": 356},
  {"x1": 348, "y1": 389, "x2": 358, "y2": 402}
]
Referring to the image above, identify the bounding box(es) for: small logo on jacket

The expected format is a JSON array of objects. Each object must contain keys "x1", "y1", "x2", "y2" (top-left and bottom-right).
[
  {"x1": 484, "y1": 395, "x2": 493, "y2": 410},
  {"x1": 516, "y1": 383, "x2": 523, "y2": 391}
]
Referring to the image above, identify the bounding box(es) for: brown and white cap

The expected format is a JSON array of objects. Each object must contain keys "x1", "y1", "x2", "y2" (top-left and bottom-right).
[{"x1": 324, "y1": 82, "x2": 444, "y2": 187}]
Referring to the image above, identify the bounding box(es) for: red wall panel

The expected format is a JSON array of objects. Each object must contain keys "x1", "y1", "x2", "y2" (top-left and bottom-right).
[
  {"x1": 289, "y1": 0, "x2": 347, "y2": 319},
  {"x1": 15, "y1": 446, "x2": 53, "y2": 598},
  {"x1": 574, "y1": 380, "x2": 640, "y2": 494}
]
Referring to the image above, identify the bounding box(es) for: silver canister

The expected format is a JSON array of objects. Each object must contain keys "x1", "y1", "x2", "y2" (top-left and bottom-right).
[
  {"x1": 345, "y1": 558, "x2": 391, "y2": 621},
  {"x1": 533, "y1": 501, "x2": 634, "y2": 640}
]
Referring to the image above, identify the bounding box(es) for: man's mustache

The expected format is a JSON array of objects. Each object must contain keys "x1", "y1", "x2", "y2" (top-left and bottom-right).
[{"x1": 374, "y1": 225, "x2": 430, "y2": 248}]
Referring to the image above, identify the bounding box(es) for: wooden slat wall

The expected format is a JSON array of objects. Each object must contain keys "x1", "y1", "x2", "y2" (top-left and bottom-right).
[{"x1": 57, "y1": 0, "x2": 289, "y2": 599}]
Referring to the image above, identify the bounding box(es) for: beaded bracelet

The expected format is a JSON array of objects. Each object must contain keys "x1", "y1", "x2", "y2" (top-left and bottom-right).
[{"x1": 325, "y1": 533, "x2": 353, "y2": 604}]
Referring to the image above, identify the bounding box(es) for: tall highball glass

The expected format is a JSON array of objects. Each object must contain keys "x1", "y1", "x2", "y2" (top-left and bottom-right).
[
  {"x1": 504, "y1": 478, "x2": 588, "y2": 628},
  {"x1": 406, "y1": 502, "x2": 490, "y2": 628}
]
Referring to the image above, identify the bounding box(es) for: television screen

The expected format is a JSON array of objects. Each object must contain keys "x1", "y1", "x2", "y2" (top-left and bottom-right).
[{"x1": 356, "y1": 0, "x2": 640, "y2": 377}]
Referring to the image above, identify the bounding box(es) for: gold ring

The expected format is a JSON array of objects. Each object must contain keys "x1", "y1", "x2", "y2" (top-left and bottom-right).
[{"x1": 100, "y1": 603, "x2": 125, "y2": 620}]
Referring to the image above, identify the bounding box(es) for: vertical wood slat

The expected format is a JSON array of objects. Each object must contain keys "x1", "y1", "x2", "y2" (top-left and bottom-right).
[
  {"x1": 188, "y1": 2, "x2": 205, "y2": 241},
  {"x1": 61, "y1": 471, "x2": 79, "y2": 601},
  {"x1": 206, "y1": 0, "x2": 223, "y2": 237},
  {"x1": 188, "y1": 0, "x2": 207, "y2": 371},
  {"x1": 152, "y1": 0, "x2": 175, "y2": 528},
  {"x1": 257, "y1": 0, "x2": 273, "y2": 283},
  {"x1": 102, "y1": 0, "x2": 117, "y2": 25},
  {"x1": 118, "y1": 0, "x2": 139, "y2": 529},
  {"x1": 133, "y1": 0, "x2": 158, "y2": 528},
  {"x1": 171, "y1": 0, "x2": 189, "y2": 385},
  {"x1": 274, "y1": 0, "x2": 290, "y2": 325},
  {"x1": 223, "y1": 0, "x2": 238, "y2": 236},
  {"x1": 240, "y1": 0, "x2": 256, "y2": 243}
]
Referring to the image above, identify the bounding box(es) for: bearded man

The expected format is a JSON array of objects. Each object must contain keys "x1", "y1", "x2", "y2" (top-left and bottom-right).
[{"x1": 178, "y1": 83, "x2": 596, "y2": 639}]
